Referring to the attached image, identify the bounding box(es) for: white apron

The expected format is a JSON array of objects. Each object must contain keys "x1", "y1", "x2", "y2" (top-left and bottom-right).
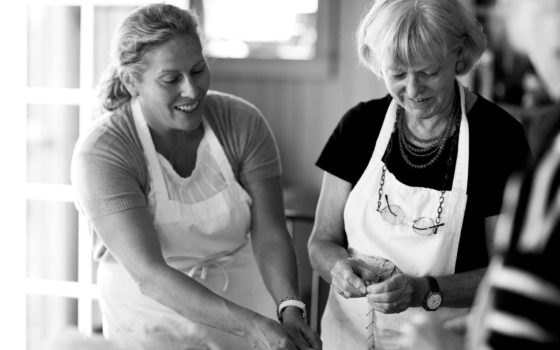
[
  {"x1": 97, "y1": 99, "x2": 275, "y2": 350},
  {"x1": 322, "y1": 85, "x2": 471, "y2": 350}
]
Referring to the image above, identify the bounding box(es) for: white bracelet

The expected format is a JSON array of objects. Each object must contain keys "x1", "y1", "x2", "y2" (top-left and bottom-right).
[{"x1": 277, "y1": 299, "x2": 306, "y2": 323}]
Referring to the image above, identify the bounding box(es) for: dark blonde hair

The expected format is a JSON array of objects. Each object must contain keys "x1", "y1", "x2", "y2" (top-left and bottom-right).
[
  {"x1": 98, "y1": 4, "x2": 200, "y2": 111},
  {"x1": 356, "y1": 0, "x2": 487, "y2": 77}
]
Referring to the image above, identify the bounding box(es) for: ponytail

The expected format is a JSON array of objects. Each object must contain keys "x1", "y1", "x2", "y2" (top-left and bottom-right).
[
  {"x1": 98, "y1": 66, "x2": 132, "y2": 111},
  {"x1": 97, "y1": 4, "x2": 200, "y2": 111}
]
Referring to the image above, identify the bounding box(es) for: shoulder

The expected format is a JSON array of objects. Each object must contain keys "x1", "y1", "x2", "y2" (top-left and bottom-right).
[
  {"x1": 203, "y1": 91, "x2": 270, "y2": 138},
  {"x1": 204, "y1": 90, "x2": 264, "y2": 122},
  {"x1": 340, "y1": 94, "x2": 392, "y2": 126},
  {"x1": 468, "y1": 94, "x2": 525, "y2": 133},
  {"x1": 332, "y1": 94, "x2": 392, "y2": 139},
  {"x1": 468, "y1": 93, "x2": 529, "y2": 155},
  {"x1": 76, "y1": 104, "x2": 136, "y2": 151},
  {"x1": 73, "y1": 103, "x2": 144, "y2": 173}
]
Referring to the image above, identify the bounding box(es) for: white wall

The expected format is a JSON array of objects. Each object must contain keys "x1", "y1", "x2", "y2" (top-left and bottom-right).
[{"x1": 211, "y1": 0, "x2": 387, "y2": 193}]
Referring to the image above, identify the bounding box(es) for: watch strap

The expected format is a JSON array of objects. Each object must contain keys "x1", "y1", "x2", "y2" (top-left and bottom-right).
[
  {"x1": 425, "y1": 276, "x2": 440, "y2": 293},
  {"x1": 423, "y1": 276, "x2": 443, "y2": 311}
]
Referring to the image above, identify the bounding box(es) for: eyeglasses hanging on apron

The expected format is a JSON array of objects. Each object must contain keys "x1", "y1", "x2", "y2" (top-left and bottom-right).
[{"x1": 320, "y1": 81, "x2": 470, "y2": 350}]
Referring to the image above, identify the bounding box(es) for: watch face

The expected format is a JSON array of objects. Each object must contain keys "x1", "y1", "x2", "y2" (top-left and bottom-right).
[{"x1": 427, "y1": 293, "x2": 442, "y2": 310}]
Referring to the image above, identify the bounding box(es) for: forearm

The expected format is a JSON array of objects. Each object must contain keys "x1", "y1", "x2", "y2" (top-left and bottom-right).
[
  {"x1": 308, "y1": 236, "x2": 350, "y2": 285},
  {"x1": 438, "y1": 268, "x2": 486, "y2": 307},
  {"x1": 138, "y1": 262, "x2": 262, "y2": 338},
  {"x1": 251, "y1": 229, "x2": 300, "y2": 303},
  {"x1": 411, "y1": 268, "x2": 486, "y2": 308}
]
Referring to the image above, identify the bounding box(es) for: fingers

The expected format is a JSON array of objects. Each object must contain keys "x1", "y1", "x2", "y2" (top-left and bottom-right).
[
  {"x1": 330, "y1": 259, "x2": 367, "y2": 298},
  {"x1": 282, "y1": 320, "x2": 322, "y2": 350},
  {"x1": 331, "y1": 280, "x2": 365, "y2": 298},
  {"x1": 301, "y1": 327, "x2": 323, "y2": 350},
  {"x1": 365, "y1": 273, "x2": 414, "y2": 313}
]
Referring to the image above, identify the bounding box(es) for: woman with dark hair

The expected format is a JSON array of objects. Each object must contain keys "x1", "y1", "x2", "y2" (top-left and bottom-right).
[{"x1": 71, "y1": 4, "x2": 321, "y2": 350}]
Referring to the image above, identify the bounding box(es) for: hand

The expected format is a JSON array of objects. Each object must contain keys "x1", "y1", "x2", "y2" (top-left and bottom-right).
[
  {"x1": 281, "y1": 308, "x2": 322, "y2": 350},
  {"x1": 246, "y1": 316, "x2": 297, "y2": 350},
  {"x1": 397, "y1": 312, "x2": 467, "y2": 350},
  {"x1": 365, "y1": 271, "x2": 415, "y2": 314},
  {"x1": 329, "y1": 258, "x2": 367, "y2": 298},
  {"x1": 349, "y1": 256, "x2": 398, "y2": 283}
]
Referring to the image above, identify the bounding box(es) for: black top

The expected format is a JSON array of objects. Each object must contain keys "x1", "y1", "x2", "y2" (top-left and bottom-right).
[{"x1": 316, "y1": 93, "x2": 531, "y2": 273}]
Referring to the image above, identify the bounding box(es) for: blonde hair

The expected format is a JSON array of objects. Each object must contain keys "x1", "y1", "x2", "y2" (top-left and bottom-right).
[
  {"x1": 356, "y1": 0, "x2": 487, "y2": 77},
  {"x1": 98, "y1": 4, "x2": 200, "y2": 111}
]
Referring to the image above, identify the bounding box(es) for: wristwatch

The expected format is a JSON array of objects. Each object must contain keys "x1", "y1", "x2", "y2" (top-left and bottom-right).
[{"x1": 422, "y1": 276, "x2": 443, "y2": 311}]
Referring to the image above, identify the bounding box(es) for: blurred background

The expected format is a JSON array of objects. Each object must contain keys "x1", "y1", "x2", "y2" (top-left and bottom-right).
[{"x1": 0, "y1": 0, "x2": 554, "y2": 348}]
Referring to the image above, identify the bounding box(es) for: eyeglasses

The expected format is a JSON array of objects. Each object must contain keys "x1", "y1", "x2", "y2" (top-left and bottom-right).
[{"x1": 377, "y1": 194, "x2": 444, "y2": 236}]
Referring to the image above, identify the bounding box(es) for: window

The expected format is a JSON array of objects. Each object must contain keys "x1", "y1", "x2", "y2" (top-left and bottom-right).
[
  {"x1": 2, "y1": 1, "x2": 184, "y2": 348},
  {"x1": 192, "y1": 0, "x2": 338, "y2": 80},
  {"x1": 1, "y1": 1, "x2": 334, "y2": 347},
  {"x1": 199, "y1": 0, "x2": 319, "y2": 60}
]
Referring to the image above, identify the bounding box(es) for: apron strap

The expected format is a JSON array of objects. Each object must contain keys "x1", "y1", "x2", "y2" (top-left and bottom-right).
[
  {"x1": 201, "y1": 118, "x2": 237, "y2": 184},
  {"x1": 131, "y1": 98, "x2": 169, "y2": 201},
  {"x1": 132, "y1": 98, "x2": 241, "y2": 201},
  {"x1": 371, "y1": 81, "x2": 470, "y2": 194},
  {"x1": 451, "y1": 84, "x2": 469, "y2": 193}
]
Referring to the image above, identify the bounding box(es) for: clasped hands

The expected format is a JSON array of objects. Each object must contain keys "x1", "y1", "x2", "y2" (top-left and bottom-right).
[{"x1": 329, "y1": 256, "x2": 416, "y2": 314}]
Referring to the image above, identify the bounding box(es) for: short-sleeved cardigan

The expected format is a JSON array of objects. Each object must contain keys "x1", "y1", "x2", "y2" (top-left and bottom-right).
[{"x1": 71, "y1": 90, "x2": 281, "y2": 260}]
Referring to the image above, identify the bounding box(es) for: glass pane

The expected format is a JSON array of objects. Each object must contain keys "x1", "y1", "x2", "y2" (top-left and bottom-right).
[
  {"x1": 27, "y1": 200, "x2": 79, "y2": 282},
  {"x1": 93, "y1": 299, "x2": 103, "y2": 333},
  {"x1": 27, "y1": 295, "x2": 77, "y2": 350},
  {"x1": 93, "y1": 6, "x2": 137, "y2": 88},
  {"x1": 27, "y1": 6, "x2": 80, "y2": 88},
  {"x1": 26, "y1": 104, "x2": 79, "y2": 184},
  {"x1": 201, "y1": 0, "x2": 318, "y2": 59}
]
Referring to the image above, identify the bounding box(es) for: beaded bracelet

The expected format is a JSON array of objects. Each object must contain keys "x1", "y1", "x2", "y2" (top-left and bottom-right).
[{"x1": 277, "y1": 296, "x2": 306, "y2": 323}]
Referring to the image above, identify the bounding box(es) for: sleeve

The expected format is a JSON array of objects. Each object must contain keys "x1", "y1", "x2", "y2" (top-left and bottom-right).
[
  {"x1": 316, "y1": 100, "x2": 386, "y2": 185},
  {"x1": 71, "y1": 122, "x2": 146, "y2": 220},
  {"x1": 237, "y1": 105, "x2": 282, "y2": 185},
  {"x1": 210, "y1": 93, "x2": 282, "y2": 186}
]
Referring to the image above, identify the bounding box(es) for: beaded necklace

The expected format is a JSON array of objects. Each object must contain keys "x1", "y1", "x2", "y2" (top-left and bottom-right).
[{"x1": 396, "y1": 90, "x2": 460, "y2": 169}]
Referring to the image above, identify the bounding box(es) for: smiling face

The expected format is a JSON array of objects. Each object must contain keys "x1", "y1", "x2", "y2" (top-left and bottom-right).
[
  {"x1": 131, "y1": 33, "x2": 211, "y2": 134},
  {"x1": 381, "y1": 52, "x2": 458, "y2": 121}
]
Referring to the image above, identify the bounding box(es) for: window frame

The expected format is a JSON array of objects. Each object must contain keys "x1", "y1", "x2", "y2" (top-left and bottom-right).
[
  {"x1": 2, "y1": 0, "x2": 337, "y2": 347},
  {"x1": 192, "y1": 0, "x2": 339, "y2": 81},
  {"x1": 2, "y1": 1, "x2": 185, "y2": 348}
]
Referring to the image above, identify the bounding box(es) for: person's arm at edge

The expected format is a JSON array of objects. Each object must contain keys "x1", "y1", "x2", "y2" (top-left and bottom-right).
[
  {"x1": 90, "y1": 207, "x2": 289, "y2": 347},
  {"x1": 308, "y1": 172, "x2": 367, "y2": 297},
  {"x1": 246, "y1": 175, "x2": 322, "y2": 349}
]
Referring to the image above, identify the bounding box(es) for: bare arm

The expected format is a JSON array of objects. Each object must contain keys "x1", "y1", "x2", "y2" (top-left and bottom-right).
[
  {"x1": 307, "y1": 172, "x2": 367, "y2": 297},
  {"x1": 426, "y1": 215, "x2": 497, "y2": 307},
  {"x1": 91, "y1": 207, "x2": 292, "y2": 348},
  {"x1": 247, "y1": 176, "x2": 299, "y2": 304},
  {"x1": 247, "y1": 175, "x2": 322, "y2": 350}
]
